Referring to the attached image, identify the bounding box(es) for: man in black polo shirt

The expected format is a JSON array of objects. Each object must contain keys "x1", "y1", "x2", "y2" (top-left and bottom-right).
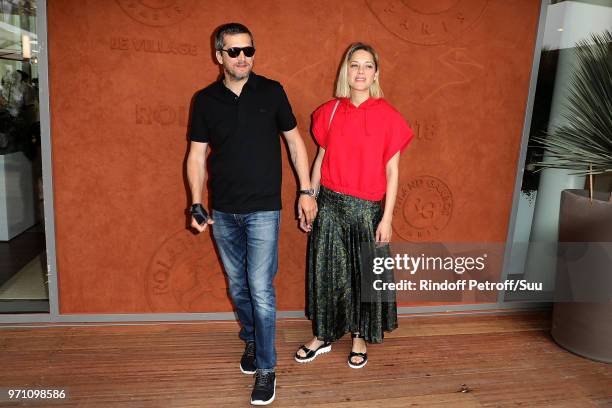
[{"x1": 186, "y1": 23, "x2": 316, "y2": 406}]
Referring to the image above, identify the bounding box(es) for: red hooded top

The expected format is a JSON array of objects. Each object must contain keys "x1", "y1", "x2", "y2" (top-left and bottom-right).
[{"x1": 311, "y1": 97, "x2": 413, "y2": 201}]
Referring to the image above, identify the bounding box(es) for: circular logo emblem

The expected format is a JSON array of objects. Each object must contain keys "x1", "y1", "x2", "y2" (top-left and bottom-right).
[
  {"x1": 116, "y1": 0, "x2": 194, "y2": 27},
  {"x1": 366, "y1": 0, "x2": 488, "y2": 45},
  {"x1": 145, "y1": 229, "x2": 229, "y2": 312},
  {"x1": 393, "y1": 175, "x2": 453, "y2": 241}
]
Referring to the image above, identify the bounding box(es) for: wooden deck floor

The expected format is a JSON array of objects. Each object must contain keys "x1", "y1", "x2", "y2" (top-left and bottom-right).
[{"x1": 1, "y1": 311, "x2": 611, "y2": 407}]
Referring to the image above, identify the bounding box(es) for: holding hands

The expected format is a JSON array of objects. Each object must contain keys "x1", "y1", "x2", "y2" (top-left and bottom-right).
[{"x1": 298, "y1": 194, "x2": 317, "y2": 232}]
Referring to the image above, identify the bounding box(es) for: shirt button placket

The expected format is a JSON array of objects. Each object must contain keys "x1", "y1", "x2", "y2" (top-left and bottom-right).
[{"x1": 237, "y1": 94, "x2": 245, "y2": 125}]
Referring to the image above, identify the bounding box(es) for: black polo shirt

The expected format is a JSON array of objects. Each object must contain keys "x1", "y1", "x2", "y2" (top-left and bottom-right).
[{"x1": 189, "y1": 73, "x2": 297, "y2": 213}]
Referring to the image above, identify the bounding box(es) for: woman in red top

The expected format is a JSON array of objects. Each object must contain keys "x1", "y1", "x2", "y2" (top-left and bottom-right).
[{"x1": 295, "y1": 43, "x2": 413, "y2": 368}]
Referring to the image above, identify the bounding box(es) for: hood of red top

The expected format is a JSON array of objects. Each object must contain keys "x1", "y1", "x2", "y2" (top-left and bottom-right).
[{"x1": 339, "y1": 97, "x2": 385, "y2": 110}]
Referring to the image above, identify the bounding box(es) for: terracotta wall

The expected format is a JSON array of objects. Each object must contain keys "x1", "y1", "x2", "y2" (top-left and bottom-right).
[{"x1": 47, "y1": 0, "x2": 541, "y2": 313}]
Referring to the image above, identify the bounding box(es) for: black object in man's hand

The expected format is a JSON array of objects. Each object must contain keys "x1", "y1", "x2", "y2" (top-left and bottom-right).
[{"x1": 190, "y1": 203, "x2": 209, "y2": 225}]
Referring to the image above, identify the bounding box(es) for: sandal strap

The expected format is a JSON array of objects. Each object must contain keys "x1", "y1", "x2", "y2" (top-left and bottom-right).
[
  {"x1": 348, "y1": 350, "x2": 368, "y2": 366},
  {"x1": 296, "y1": 345, "x2": 315, "y2": 359},
  {"x1": 298, "y1": 345, "x2": 312, "y2": 353},
  {"x1": 296, "y1": 341, "x2": 330, "y2": 359}
]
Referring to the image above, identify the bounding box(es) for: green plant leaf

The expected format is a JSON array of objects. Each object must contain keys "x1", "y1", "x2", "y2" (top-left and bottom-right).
[{"x1": 533, "y1": 30, "x2": 612, "y2": 177}]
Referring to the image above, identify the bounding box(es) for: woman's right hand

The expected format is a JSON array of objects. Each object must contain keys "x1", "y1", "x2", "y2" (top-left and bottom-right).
[
  {"x1": 299, "y1": 218, "x2": 312, "y2": 233},
  {"x1": 298, "y1": 195, "x2": 317, "y2": 232}
]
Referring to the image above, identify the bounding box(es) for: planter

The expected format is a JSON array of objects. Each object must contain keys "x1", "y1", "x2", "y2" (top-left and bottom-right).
[{"x1": 551, "y1": 189, "x2": 612, "y2": 363}]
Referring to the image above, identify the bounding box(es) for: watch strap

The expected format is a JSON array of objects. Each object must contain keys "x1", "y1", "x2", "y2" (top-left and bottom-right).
[{"x1": 298, "y1": 189, "x2": 315, "y2": 196}]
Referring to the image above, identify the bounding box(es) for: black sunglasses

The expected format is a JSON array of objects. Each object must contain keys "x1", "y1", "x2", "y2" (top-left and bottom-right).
[{"x1": 219, "y1": 46, "x2": 256, "y2": 58}]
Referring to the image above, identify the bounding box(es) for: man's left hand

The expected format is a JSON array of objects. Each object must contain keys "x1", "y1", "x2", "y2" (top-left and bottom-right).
[{"x1": 298, "y1": 195, "x2": 317, "y2": 232}]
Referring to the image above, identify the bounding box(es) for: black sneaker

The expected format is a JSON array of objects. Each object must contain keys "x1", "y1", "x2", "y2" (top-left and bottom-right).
[
  {"x1": 240, "y1": 341, "x2": 256, "y2": 374},
  {"x1": 250, "y1": 370, "x2": 276, "y2": 405}
]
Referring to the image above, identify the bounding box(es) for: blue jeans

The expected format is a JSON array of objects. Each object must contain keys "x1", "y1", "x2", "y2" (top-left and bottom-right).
[{"x1": 212, "y1": 209, "x2": 280, "y2": 372}]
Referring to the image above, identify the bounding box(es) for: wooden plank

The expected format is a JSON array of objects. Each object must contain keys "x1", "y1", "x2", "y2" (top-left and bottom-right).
[{"x1": 0, "y1": 311, "x2": 610, "y2": 407}]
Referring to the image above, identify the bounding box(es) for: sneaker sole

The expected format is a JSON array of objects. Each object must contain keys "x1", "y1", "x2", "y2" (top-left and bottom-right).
[
  {"x1": 240, "y1": 364, "x2": 256, "y2": 375},
  {"x1": 294, "y1": 344, "x2": 332, "y2": 363},
  {"x1": 250, "y1": 380, "x2": 276, "y2": 405}
]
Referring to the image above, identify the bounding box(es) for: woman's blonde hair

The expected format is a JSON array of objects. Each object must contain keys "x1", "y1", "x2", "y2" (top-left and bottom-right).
[{"x1": 335, "y1": 42, "x2": 383, "y2": 98}]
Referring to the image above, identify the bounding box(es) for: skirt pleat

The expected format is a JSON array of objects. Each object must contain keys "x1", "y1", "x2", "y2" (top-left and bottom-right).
[{"x1": 306, "y1": 186, "x2": 398, "y2": 344}]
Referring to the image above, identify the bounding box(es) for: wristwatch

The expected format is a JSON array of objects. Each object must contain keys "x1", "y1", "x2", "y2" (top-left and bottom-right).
[{"x1": 298, "y1": 188, "x2": 316, "y2": 197}]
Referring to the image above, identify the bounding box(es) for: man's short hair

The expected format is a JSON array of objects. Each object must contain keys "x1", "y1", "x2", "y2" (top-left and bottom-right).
[{"x1": 214, "y1": 23, "x2": 254, "y2": 50}]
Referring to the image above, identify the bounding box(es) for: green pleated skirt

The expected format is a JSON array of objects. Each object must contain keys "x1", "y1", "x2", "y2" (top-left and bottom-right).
[{"x1": 306, "y1": 185, "x2": 398, "y2": 344}]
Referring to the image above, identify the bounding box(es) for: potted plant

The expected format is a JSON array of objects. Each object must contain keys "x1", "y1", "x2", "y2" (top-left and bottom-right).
[{"x1": 533, "y1": 30, "x2": 612, "y2": 363}]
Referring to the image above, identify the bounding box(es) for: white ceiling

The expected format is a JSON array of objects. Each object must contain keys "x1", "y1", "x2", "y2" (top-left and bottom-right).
[{"x1": 543, "y1": 1, "x2": 612, "y2": 50}]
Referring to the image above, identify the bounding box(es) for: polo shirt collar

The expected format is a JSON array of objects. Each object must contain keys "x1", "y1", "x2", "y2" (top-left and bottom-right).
[
  {"x1": 217, "y1": 72, "x2": 259, "y2": 89},
  {"x1": 215, "y1": 72, "x2": 259, "y2": 99},
  {"x1": 216, "y1": 72, "x2": 259, "y2": 95},
  {"x1": 244, "y1": 72, "x2": 259, "y2": 90}
]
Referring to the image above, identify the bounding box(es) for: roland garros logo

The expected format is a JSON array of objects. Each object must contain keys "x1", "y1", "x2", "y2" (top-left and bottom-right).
[
  {"x1": 145, "y1": 229, "x2": 229, "y2": 312},
  {"x1": 366, "y1": 0, "x2": 488, "y2": 46},
  {"x1": 116, "y1": 0, "x2": 195, "y2": 27},
  {"x1": 393, "y1": 175, "x2": 453, "y2": 241}
]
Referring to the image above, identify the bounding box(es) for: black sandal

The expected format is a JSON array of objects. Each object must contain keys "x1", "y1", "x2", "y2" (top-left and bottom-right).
[
  {"x1": 294, "y1": 340, "x2": 332, "y2": 363},
  {"x1": 348, "y1": 333, "x2": 368, "y2": 369}
]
